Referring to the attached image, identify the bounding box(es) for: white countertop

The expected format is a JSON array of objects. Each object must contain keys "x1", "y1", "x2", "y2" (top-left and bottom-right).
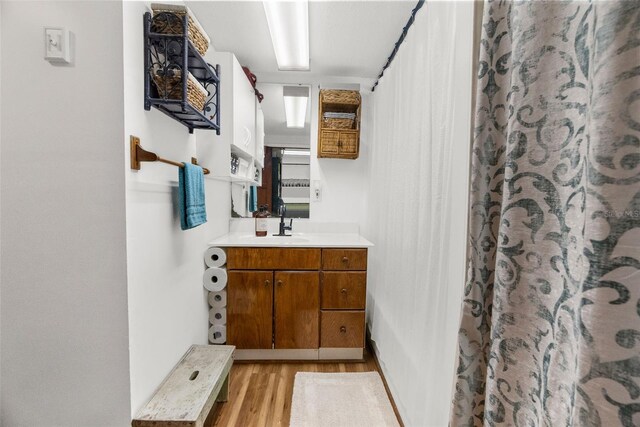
[{"x1": 208, "y1": 232, "x2": 374, "y2": 248}]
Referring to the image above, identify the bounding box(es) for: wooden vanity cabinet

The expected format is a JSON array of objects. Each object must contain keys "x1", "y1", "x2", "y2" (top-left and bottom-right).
[{"x1": 225, "y1": 247, "x2": 367, "y2": 360}]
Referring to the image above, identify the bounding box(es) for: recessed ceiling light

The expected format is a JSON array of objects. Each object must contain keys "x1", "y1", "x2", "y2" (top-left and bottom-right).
[
  {"x1": 283, "y1": 86, "x2": 309, "y2": 128},
  {"x1": 263, "y1": 0, "x2": 309, "y2": 71}
]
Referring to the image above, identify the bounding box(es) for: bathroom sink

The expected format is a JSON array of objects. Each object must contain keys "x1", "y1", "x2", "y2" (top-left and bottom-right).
[{"x1": 209, "y1": 232, "x2": 373, "y2": 248}]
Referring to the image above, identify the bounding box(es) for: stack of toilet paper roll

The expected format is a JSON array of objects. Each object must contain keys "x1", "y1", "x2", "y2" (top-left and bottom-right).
[{"x1": 204, "y1": 247, "x2": 227, "y2": 344}]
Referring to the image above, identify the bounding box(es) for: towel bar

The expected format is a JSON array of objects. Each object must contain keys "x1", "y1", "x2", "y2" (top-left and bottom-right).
[{"x1": 130, "y1": 135, "x2": 210, "y2": 175}]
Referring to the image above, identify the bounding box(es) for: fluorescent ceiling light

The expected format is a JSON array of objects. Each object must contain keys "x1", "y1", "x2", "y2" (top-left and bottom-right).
[
  {"x1": 283, "y1": 150, "x2": 310, "y2": 156},
  {"x1": 283, "y1": 86, "x2": 309, "y2": 128},
  {"x1": 263, "y1": 0, "x2": 309, "y2": 71}
]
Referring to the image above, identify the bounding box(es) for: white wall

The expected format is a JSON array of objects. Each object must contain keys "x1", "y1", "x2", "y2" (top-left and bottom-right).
[
  {"x1": 122, "y1": 1, "x2": 231, "y2": 416},
  {"x1": 362, "y1": 2, "x2": 474, "y2": 426},
  {"x1": 0, "y1": 2, "x2": 131, "y2": 425},
  {"x1": 309, "y1": 84, "x2": 368, "y2": 224}
]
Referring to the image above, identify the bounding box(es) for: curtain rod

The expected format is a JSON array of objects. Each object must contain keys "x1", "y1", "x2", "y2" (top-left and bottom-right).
[{"x1": 371, "y1": 0, "x2": 425, "y2": 92}]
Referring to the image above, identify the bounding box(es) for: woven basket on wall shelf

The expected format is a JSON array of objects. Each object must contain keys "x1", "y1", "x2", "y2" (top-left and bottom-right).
[
  {"x1": 322, "y1": 117, "x2": 356, "y2": 129},
  {"x1": 321, "y1": 90, "x2": 361, "y2": 105},
  {"x1": 152, "y1": 69, "x2": 207, "y2": 112},
  {"x1": 151, "y1": 4, "x2": 210, "y2": 56}
]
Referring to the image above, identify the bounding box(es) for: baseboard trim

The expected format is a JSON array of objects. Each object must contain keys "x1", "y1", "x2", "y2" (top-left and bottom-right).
[
  {"x1": 367, "y1": 334, "x2": 405, "y2": 427},
  {"x1": 233, "y1": 349, "x2": 319, "y2": 360},
  {"x1": 232, "y1": 347, "x2": 366, "y2": 361},
  {"x1": 318, "y1": 347, "x2": 363, "y2": 360}
]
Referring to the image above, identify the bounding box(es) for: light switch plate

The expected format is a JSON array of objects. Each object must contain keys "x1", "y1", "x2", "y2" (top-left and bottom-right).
[
  {"x1": 312, "y1": 180, "x2": 322, "y2": 202},
  {"x1": 44, "y1": 27, "x2": 71, "y2": 63}
]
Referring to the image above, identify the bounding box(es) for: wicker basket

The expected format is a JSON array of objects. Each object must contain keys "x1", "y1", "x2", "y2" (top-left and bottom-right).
[
  {"x1": 151, "y1": 3, "x2": 210, "y2": 56},
  {"x1": 152, "y1": 68, "x2": 207, "y2": 111},
  {"x1": 322, "y1": 117, "x2": 356, "y2": 129},
  {"x1": 321, "y1": 90, "x2": 361, "y2": 105}
]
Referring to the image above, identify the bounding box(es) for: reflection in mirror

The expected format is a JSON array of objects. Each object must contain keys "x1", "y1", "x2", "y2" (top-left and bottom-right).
[
  {"x1": 272, "y1": 148, "x2": 310, "y2": 218},
  {"x1": 231, "y1": 83, "x2": 310, "y2": 219}
]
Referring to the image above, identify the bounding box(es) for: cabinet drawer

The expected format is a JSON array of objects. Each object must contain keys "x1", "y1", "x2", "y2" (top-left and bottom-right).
[
  {"x1": 322, "y1": 272, "x2": 366, "y2": 309},
  {"x1": 322, "y1": 249, "x2": 367, "y2": 271},
  {"x1": 321, "y1": 311, "x2": 365, "y2": 348},
  {"x1": 227, "y1": 247, "x2": 321, "y2": 270}
]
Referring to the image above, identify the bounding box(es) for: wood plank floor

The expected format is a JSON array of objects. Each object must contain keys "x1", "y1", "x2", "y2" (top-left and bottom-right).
[{"x1": 206, "y1": 348, "x2": 402, "y2": 427}]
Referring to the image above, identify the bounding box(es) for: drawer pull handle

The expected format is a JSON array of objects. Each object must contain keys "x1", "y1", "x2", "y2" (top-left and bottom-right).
[
  {"x1": 341, "y1": 288, "x2": 348, "y2": 294},
  {"x1": 277, "y1": 280, "x2": 283, "y2": 286},
  {"x1": 265, "y1": 280, "x2": 270, "y2": 287},
  {"x1": 340, "y1": 326, "x2": 347, "y2": 333},
  {"x1": 342, "y1": 257, "x2": 349, "y2": 263}
]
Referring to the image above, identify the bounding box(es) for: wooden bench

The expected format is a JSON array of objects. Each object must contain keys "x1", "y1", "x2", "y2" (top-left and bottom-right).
[{"x1": 132, "y1": 345, "x2": 235, "y2": 427}]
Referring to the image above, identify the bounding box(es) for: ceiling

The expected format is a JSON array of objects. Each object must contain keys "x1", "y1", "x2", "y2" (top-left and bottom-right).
[
  {"x1": 186, "y1": 1, "x2": 415, "y2": 145},
  {"x1": 187, "y1": 1, "x2": 415, "y2": 79}
]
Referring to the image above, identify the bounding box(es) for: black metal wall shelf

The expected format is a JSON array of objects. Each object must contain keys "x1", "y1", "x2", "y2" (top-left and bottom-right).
[{"x1": 143, "y1": 12, "x2": 220, "y2": 134}]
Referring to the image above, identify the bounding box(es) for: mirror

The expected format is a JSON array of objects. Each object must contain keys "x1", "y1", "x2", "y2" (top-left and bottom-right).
[
  {"x1": 272, "y1": 147, "x2": 311, "y2": 218},
  {"x1": 231, "y1": 83, "x2": 311, "y2": 218}
]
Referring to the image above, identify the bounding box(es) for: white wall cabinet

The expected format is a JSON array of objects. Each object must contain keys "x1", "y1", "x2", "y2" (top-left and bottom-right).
[
  {"x1": 232, "y1": 58, "x2": 256, "y2": 160},
  {"x1": 196, "y1": 51, "x2": 262, "y2": 186}
]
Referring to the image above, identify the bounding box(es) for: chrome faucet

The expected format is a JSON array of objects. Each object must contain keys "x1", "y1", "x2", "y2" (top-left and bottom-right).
[{"x1": 274, "y1": 204, "x2": 293, "y2": 237}]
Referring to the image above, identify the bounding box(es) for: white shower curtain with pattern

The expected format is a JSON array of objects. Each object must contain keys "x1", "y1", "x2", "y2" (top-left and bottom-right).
[{"x1": 362, "y1": 1, "x2": 475, "y2": 425}]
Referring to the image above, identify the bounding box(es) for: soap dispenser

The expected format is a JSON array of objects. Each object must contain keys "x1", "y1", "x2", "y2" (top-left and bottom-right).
[{"x1": 255, "y1": 205, "x2": 269, "y2": 237}]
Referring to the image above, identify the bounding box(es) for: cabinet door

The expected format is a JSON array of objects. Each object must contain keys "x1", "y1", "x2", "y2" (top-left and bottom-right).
[
  {"x1": 227, "y1": 270, "x2": 273, "y2": 349},
  {"x1": 339, "y1": 131, "x2": 359, "y2": 156},
  {"x1": 232, "y1": 58, "x2": 256, "y2": 157},
  {"x1": 274, "y1": 271, "x2": 320, "y2": 349},
  {"x1": 319, "y1": 130, "x2": 340, "y2": 156}
]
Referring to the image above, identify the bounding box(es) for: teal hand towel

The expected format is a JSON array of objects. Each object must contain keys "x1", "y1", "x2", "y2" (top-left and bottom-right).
[
  {"x1": 178, "y1": 163, "x2": 207, "y2": 230},
  {"x1": 248, "y1": 185, "x2": 258, "y2": 213}
]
